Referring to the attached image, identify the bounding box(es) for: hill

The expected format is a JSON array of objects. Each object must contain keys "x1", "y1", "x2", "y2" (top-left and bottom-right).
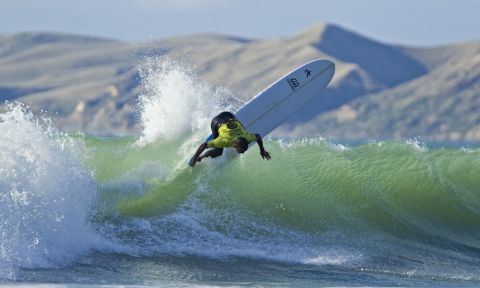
[{"x1": 0, "y1": 25, "x2": 478, "y2": 141}]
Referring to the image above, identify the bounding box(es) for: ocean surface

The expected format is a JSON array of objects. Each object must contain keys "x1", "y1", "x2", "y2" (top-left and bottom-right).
[{"x1": 2, "y1": 59, "x2": 480, "y2": 287}]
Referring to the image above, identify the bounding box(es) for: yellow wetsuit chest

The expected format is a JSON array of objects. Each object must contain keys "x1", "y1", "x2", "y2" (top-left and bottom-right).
[{"x1": 207, "y1": 120, "x2": 257, "y2": 148}]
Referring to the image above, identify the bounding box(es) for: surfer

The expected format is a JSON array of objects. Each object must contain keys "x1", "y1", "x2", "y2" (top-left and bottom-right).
[{"x1": 189, "y1": 111, "x2": 271, "y2": 167}]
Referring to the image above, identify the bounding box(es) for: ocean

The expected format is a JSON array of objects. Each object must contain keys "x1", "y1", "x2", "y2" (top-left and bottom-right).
[{"x1": 1, "y1": 59, "x2": 480, "y2": 287}]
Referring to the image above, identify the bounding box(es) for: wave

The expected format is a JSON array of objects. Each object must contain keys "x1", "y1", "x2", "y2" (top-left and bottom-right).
[
  {"x1": 83, "y1": 135, "x2": 480, "y2": 281},
  {"x1": 3, "y1": 57, "x2": 480, "y2": 282},
  {"x1": 89, "y1": 137, "x2": 480, "y2": 239}
]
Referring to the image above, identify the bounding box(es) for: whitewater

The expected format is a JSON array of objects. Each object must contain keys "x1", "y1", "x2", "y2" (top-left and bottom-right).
[{"x1": 1, "y1": 58, "x2": 480, "y2": 287}]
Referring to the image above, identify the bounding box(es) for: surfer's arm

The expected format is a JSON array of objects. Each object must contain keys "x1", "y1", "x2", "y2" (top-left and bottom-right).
[
  {"x1": 189, "y1": 141, "x2": 226, "y2": 166},
  {"x1": 189, "y1": 143, "x2": 207, "y2": 167},
  {"x1": 255, "y1": 134, "x2": 271, "y2": 160}
]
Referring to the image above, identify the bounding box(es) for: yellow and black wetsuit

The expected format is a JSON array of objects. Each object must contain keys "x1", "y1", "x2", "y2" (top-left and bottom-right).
[{"x1": 206, "y1": 119, "x2": 257, "y2": 149}]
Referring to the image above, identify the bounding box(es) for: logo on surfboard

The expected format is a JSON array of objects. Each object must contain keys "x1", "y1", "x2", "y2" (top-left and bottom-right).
[{"x1": 287, "y1": 78, "x2": 300, "y2": 91}]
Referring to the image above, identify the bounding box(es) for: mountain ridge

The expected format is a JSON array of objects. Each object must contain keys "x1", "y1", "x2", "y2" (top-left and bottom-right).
[{"x1": 0, "y1": 23, "x2": 478, "y2": 141}]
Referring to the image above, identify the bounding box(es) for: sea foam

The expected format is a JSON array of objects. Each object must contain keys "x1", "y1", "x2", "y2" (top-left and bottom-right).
[{"x1": 0, "y1": 103, "x2": 102, "y2": 279}]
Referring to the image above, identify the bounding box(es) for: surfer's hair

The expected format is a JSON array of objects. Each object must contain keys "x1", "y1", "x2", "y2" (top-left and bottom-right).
[{"x1": 235, "y1": 137, "x2": 249, "y2": 153}]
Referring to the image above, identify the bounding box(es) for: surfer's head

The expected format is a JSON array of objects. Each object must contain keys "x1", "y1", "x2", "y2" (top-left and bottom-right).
[{"x1": 235, "y1": 137, "x2": 249, "y2": 153}]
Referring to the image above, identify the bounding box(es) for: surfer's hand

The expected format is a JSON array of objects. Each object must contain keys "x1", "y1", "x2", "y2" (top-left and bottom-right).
[
  {"x1": 190, "y1": 143, "x2": 208, "y2": 167},
  {"x1": 260, "y1": 149, "x2": 271, "y2": 160},
  {"x1": 189, "y1": 156, "x2": 198, "y2": 167}
]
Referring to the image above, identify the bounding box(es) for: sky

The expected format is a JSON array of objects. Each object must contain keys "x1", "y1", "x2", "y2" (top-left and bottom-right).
[{"x1": 0, "y1": 0, "x2": 479, "y2": 46}]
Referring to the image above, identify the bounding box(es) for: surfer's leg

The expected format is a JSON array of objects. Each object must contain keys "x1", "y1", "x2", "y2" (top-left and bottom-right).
[{"x1": 201, "y1": 148, "x2": 224, "y2": 159}]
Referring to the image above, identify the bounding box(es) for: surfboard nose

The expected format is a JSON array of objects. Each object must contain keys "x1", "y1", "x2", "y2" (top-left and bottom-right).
[{"x1": 235, "y1": 59, "x2": 335, "y2": 136}]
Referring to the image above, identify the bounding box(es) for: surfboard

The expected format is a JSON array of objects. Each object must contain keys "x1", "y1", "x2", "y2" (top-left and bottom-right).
[{"x1": 210, "y1": 59, "x2": 335, "y2": 138}]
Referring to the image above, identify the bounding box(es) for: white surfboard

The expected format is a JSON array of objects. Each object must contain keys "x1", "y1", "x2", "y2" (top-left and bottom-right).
[{"x1": 212, "y1": 59, "x2": 335, "y2": 138}]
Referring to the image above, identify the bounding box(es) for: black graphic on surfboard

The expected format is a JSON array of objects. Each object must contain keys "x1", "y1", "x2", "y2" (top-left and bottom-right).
[{"x1": 287, "y1": 78, "x2": 300, "y2": 91}]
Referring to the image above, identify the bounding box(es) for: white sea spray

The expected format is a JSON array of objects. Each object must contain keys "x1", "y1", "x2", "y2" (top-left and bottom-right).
[{"x1": 0, "y1": 103, "x2": 103, "y2": 279}]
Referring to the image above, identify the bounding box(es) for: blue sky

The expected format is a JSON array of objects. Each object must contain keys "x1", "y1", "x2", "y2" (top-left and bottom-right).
[{"x1": 0, "y1": 0, "x2": 478, "y2": 46}]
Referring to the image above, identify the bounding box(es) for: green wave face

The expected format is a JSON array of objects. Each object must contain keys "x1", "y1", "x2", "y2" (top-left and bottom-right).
[{"x1": 85, "y1": 137, "x2": 480, "y2": 245}]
